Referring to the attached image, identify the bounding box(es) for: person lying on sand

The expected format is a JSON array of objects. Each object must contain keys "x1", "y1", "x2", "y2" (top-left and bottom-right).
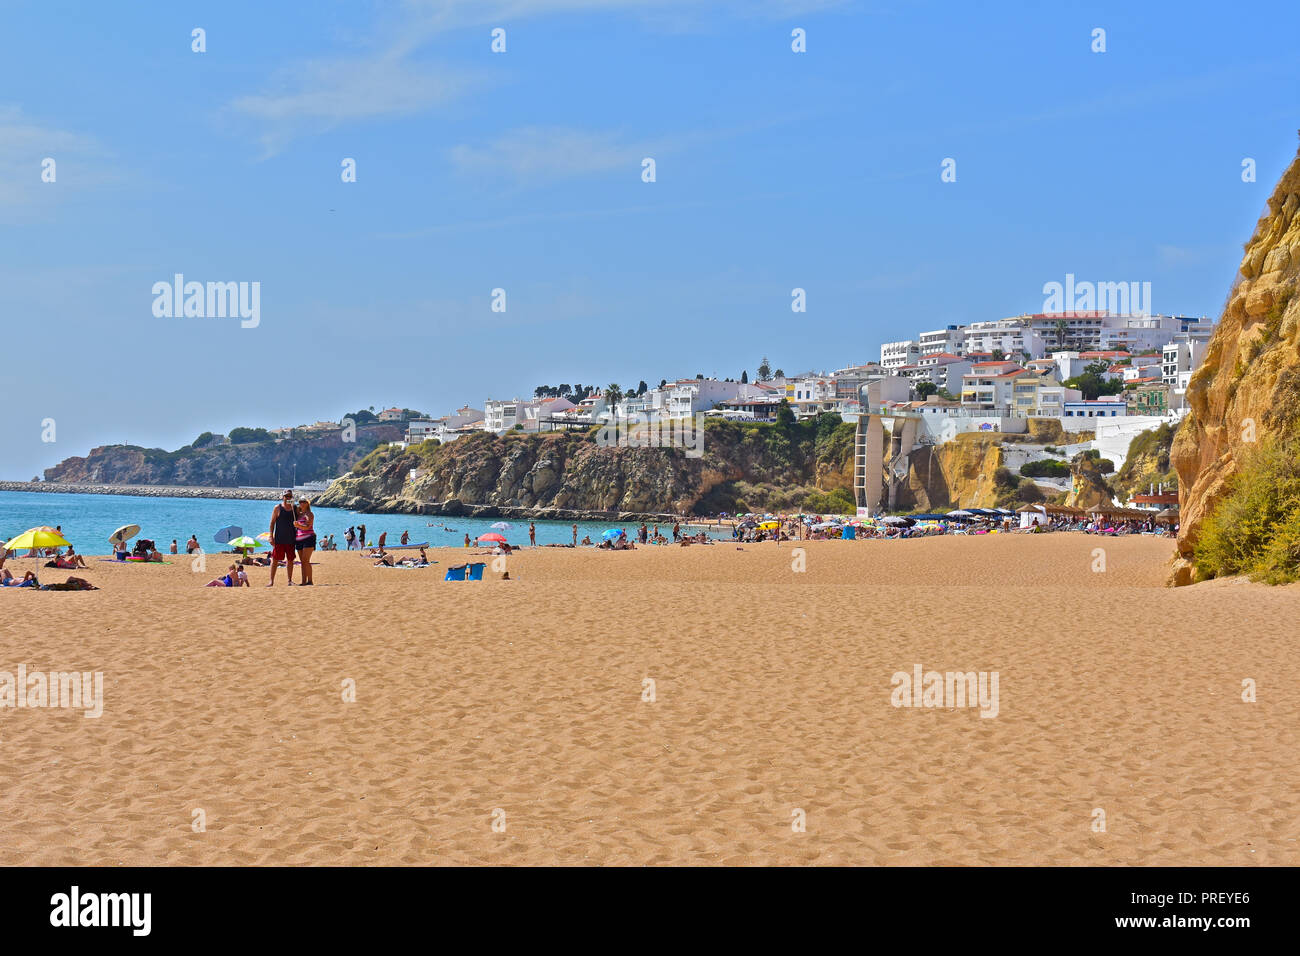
[
  {"x1": 41, "y1": 576, "x2": 99, "y2": 591},
  {"x1": 47, "y1": 549, "x2": 89, "y2": 569},
  {"x1": 3, "y1": 570, "x2": 40, "y2": 587}
]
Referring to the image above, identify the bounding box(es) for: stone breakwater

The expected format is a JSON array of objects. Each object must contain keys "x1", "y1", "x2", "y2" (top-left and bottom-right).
[{"x1": 0, "y1": 481, "x2": 283, "y2": 501}]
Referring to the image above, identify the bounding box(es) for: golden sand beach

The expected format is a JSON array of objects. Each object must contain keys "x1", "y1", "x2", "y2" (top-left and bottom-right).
[{"x1": 1, "y1": 535, "x2": 1296, "y2": 866}]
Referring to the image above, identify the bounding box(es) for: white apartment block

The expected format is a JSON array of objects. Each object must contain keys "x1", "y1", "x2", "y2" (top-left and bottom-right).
[
  {"x1": 904, "y1": 353, "x2": 971, "y2": 393},
  {"x1": 484, "y1": 397, "x2": 576, "y2": 432},
  {"x1": 962, "y1": 318, "x2": 1046, "y2": 359},
  {"x1": 1162, "y1": 333, "x2": 1211, "y2": 409},
  {"x1": 832, "y1": 363, "x2": 886, "y2": 401},
  {"x1": 1019, "y1": 312, "x2": 1211, "y2": 356},
  {"x1": 616, "y1": 379, "x2": 742, "y2": 421},
  {"x1": 405, "y1": 419, "x2": 439, "y2": 442},
  {"x1": 960, "y1": 364, "x2": 1034, "y2": 412},
  {"x1": 917, "y1": 325, "x2": 966, "y2": 356},
  {"x1": 880, "y1": 340, "x2": 921, "y2": 370},
  {"x1": 482, "y1": 399, "x2": 520, "y2": 432}
]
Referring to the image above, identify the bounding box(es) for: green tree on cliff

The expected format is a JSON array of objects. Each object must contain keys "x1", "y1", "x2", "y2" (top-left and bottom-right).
[{"x1": 775, "y1": 399, "x2": 796, "y2": 428}]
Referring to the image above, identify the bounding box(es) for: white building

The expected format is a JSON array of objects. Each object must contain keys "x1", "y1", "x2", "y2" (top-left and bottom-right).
[
  {"x1": 660, "y1": 379, "x2": 742, "y2": 420},
  {"x1": 960, "y1": 363, "x2": 1034, "y2": 412},
  {"x1": 519, "y1": 396, "x2": 576, "y2": 431},
  {"x1": 1162, "y1": 330, "x2": 1213, "y2": 409},
  {"x1": 405, "y1": 419, "x2": 439, "y2": 442},
  {"x1": 903, "y1": 352, "x2": 971, "y2": 394},
  {"x1": 917, "y1": 325, "x2": 966, "y2": 356},
  {"x1": 1063, "y1": 399, "x2": 1127, "y2": 420},
  {"x1": 785, "y1": 376, "x2": 840, "y2": 417},
  {"x1": 962, "y1": 317, "x2": 1046, "y2": 359},
  {"x1": 880, "y1": 340, "x2": 921, "y2": 370},
  {"x1": 482, "y1": 399, "x2": 521, "y2": 432}
]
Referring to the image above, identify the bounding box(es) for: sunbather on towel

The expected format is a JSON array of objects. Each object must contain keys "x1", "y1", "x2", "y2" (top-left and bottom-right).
[{"x1": 41, "y1": 576, "x2": 99, "y2": 591}]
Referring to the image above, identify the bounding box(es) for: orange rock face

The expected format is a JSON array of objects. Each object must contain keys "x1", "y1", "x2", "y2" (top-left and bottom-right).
[{"x1": 1172, "y1": 144, "x2": 1300, "y2": 565}]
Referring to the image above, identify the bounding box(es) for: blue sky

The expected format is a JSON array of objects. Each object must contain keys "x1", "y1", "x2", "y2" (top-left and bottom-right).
[{"x1": 2, "y1": 0, "x2": 1298, "y2": 479}]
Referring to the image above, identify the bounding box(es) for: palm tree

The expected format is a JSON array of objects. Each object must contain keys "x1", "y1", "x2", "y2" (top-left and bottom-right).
[
  {"x1": 1053, "y1": 318, "x2": 1069, "y2": 351},
  {"x1": 605, "y1": 383, "x2": 624, "y2": 411}
]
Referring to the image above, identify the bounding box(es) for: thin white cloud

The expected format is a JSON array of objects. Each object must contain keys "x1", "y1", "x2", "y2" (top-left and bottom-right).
[
  {"x1": 229, "y1": 54, "x2": 482, "y2": 157},
  {"x1": 228, "y1": 0, "x2": 854, "y2": 154},
  {"x1": 0, "y1": 106, "x2": 102, "y2": 212},
  {"x1": 448, "y1": 126, "x2": 652, "y2": 182}
]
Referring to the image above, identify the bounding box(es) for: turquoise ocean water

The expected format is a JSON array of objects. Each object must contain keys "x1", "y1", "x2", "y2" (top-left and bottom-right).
[{"x1": 0, "y1": 491, "x2": 719, "y2": 553}]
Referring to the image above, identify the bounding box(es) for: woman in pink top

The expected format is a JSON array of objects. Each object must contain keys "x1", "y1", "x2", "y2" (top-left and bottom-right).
[{"x1": 295, "y1": 498, "x2": 316, "y2": 586}]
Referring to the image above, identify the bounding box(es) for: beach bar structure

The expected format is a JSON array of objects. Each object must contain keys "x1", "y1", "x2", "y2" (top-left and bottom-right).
[{"x1": 853, "y1": 381, "x2": 924, "y2": 514}]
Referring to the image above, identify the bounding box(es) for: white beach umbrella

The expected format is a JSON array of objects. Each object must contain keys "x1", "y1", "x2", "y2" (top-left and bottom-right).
[
  {"x1": 108, "y1": 524, "x2": 141, "y2": 545},
  {"x1": 490, "y1": 521, "x2": 512, "y2": 530}
]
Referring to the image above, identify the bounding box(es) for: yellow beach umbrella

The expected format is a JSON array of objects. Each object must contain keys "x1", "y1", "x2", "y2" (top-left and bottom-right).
[
  {"x1": 4, "y1": 527, "x2": 71, "y2": 551},
  {"x1": 758, "y1": 521, "x2": 780, "y2": 530}
]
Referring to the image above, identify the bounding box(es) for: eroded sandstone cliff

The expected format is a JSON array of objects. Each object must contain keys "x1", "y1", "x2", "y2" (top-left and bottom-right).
[{"x1": 1171, "y1": 144, "x2": 1300, "y2": 582}]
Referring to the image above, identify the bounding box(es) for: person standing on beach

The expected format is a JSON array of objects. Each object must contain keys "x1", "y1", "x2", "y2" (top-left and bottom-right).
[
  {"x1": 529, "y1": 522, "x2": 536, "y2": 547},
  {"x1": 186, "y1": 534, "x2": 199, "y2": 554},
  {"x1": 464, "y1": 532, "x2": 471, "y2": 548},
  {"x1": 295, "y1": 497, "x2": 316, "y2": 586},
  {"x1": 267, "y1": 490, "x2": 298, "y2": 587},
  {"x1": 170, "y1": 539, "x2": 178, "y2": 554},
  {"x1": 401, "y1": 530, "x2": 409, "y2": 545},
  {"x1": 345, "y1": 526, "x2": 355, "y2": 550},
  {"x1": 358, "y1": 523, "x2": 367, "y2": 549},
  {"x1": 672, "y1": 522, "x2": 681, "y2": 542},
  {"x1": 571, "y1": 523, "x2": 578, "y2": 546}
]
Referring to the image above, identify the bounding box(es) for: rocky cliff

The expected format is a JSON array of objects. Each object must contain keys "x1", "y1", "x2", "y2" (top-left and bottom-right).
[
  {"x1": 1171, "y1": 142, "x2": 1300, "y2": 582},
  {"x1": 45, "y1": 425, "x2": 402, "y2": 487},
  {"x1": 898, "y1": 435, "x2": 1005, "y2": 511},
  {"x1": 317, "y1": 417, "x2": 857, "y2": 517},
  {"x1": 1112, "y1": 422, "x2": 1176, "y2": 502},
  {"x1": 1064, "y1": 454, "x2": 1113, "y2": 510}
]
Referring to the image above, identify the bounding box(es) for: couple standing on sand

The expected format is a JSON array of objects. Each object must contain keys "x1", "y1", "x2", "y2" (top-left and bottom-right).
[{"x1": 268, "y1": 490, "x2": 316, "y2": 586}]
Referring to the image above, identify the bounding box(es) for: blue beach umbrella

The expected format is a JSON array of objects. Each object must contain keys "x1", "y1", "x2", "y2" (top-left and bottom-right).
[
  {"x1": 601, "y1": 528, "x2": 622, "y2": 541},
  {"x1": 214, "y1": 525, "x2": 243, "y2": 544}
]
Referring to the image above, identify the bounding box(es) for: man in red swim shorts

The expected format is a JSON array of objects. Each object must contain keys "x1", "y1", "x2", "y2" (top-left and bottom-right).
[{"x1": 267, "y1": 489, "x2": 298, "y2": 587}]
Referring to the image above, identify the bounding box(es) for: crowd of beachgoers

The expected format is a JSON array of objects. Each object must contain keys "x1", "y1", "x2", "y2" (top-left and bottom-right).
[{"x1": 2, "y1": 493, "x2": 1178, "y2": 591}]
